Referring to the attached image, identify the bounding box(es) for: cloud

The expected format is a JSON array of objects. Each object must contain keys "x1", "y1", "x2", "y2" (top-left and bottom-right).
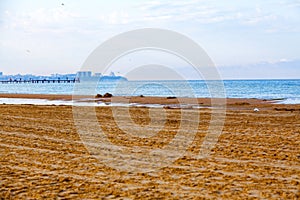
[
  {"x1": 2, "y1": 7, "x2": 82, "y2": 33},
  {"x1": 281, "y1": 0, "x2": 300, "y2": 8},
  {"x1": 3, "y1": 0, "x2": 298, "y2": 35},
  {"x1": 242, "y1": 12, "x2": 277, "y2": 25},
  {"x1": 137, "y1": 0, "x2": 235, "y2": 24},
  {"x1": 98, "y1": 10, "x2": 129, "y2": 25},
  {"x1": 136, "y1": 0, "x2": 299, "y2": 34},
  {"x1": 2, "y1": 6, "x2": 134, "y2": 36}
]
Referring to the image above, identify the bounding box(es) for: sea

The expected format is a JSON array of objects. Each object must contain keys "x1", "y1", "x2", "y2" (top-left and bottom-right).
[{"x1": 0, "y1": 79, "x2": 299, "y2": 104}]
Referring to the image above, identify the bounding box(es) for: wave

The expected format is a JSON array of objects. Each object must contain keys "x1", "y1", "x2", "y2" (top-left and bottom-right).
[{"x1": 275, "y1": 98, "x2": 300, "y2": 104}]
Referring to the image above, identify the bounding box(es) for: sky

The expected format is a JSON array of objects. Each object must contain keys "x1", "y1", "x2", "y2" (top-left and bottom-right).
[{"x1": 0, "y1": 0, "x2": 299, "y2": 79}]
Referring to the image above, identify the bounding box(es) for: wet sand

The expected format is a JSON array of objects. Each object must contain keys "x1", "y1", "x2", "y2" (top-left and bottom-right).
[
  {"x1": 0, "y1": 94, "x2": 299, "y2": 199},
  {"x1": 0, "y1": 93, "x2": 275, "y2": 106}
]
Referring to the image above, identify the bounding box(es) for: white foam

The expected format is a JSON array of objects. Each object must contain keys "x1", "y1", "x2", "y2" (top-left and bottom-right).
[
  {"x1": 0, "y1": 98, "x2": 71, "y2": 105},
  {"x1": 275, "y1": 98, "x2": 300, "y2": 104},
  {"x1": 0, "y1": 98, "x2": 208, "y2": 108}
]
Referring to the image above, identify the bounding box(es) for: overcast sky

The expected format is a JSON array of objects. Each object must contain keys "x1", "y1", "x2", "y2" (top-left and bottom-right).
[{"x1": 0, "y1": 0, "x2": 299, "y2": 79}]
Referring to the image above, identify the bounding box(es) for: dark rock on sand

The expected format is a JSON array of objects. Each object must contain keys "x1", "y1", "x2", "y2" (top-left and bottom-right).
[
  {"x1": 103, "y1": 93, "x2": 113, "y2": 98},
  {"x1": 167, "y1": 96, "x2": 177, "y2": 99},
  {"x1": 95, "y1": 94, "x2": 102, "y2": 98}
]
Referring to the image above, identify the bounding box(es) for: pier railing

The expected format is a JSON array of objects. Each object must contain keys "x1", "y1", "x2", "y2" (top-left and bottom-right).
[{"x1": 0, "y1": 79, "x2": 80, "y2": 84}]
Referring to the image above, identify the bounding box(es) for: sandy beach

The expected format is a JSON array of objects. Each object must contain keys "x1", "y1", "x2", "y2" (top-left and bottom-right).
[{"x1": 0, "y1": 94, "x2": 299, "y2": 199}]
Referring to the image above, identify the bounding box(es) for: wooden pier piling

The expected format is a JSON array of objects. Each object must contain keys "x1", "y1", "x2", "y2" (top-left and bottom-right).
[{"x1": 0, "y1": 79, "x2": 80, "y2": 84}]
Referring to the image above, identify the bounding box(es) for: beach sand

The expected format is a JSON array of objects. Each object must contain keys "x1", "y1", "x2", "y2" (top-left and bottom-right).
[{"x1": 0, "y1": 94, "x2": 299, "y2": 199}]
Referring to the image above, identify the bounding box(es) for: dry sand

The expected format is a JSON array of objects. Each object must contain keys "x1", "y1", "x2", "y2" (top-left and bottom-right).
[{"x1": 0, "y1": 94, "x2": 299, "y2": 199}]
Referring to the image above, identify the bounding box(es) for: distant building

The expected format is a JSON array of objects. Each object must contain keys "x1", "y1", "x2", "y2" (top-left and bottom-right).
[
  {"x1": 0, "y1": 72, "x2": 3, "y2": 76},
  {"x1": 109, "y1": 72, "x2": 115, "y2": 77},
  {"x1": 76, "y1": 71, "x2": 92, "y2": 78}
]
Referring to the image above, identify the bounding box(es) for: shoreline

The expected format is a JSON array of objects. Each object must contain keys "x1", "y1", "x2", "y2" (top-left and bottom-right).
[{"x1": 0, "y1": 93, "x2": 294, "y2": 106}]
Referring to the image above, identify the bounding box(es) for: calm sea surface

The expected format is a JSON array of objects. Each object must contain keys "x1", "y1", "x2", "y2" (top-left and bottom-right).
[{"x1": 0, "y1": 79, "x2": 299, "y2": 104}]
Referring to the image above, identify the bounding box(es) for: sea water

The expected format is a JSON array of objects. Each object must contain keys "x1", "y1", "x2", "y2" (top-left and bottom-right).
[{"x1": 0, "y1": 79, "x2": 299, "y2": 104}]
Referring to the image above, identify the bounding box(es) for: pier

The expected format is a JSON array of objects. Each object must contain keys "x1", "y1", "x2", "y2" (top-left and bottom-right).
[{"x1": 0, "y1": 79, "x2": 80, "y2": 84}]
